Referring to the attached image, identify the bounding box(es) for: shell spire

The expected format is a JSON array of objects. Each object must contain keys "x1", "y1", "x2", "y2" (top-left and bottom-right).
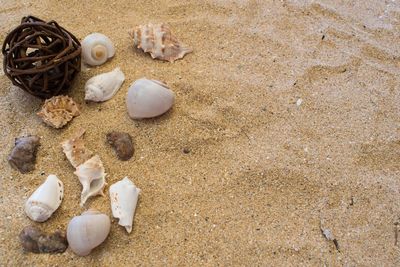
[{"x1": 132, "y1": 23, "x2": 192, "y2": 62}]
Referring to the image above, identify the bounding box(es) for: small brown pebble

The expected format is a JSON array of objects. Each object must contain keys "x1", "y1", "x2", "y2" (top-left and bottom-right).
[
  {"x1": 19, "y1": 226, "x2": 68, "y2": 253},
  {"x1": 8, "y1": 135, "x2": 40, "y2": 173},
  {"x1": 183, "y1": 148, "x2": 191, "y2": 154},
  {"x1": 106, "y1": 131, "x2": 134, "y2": 161}
]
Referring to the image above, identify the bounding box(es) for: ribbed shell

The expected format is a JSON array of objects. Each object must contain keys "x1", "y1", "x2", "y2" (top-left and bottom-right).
[
  {"x1": 132, "y1": 23, "x2": 192, "y2": 62},
  {"x1": 37, "y1": 95, "x2": 80, "y2": 129}
]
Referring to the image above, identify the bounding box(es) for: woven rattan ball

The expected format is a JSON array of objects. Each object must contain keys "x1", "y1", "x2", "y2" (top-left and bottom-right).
[{"x1": 2, "y1": 16, "x2": 81, "y2": 99}]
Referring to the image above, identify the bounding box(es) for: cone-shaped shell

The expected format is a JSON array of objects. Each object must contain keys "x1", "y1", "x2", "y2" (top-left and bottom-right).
[
  {"x1": 82, "y1": 33, "x2": 115, "y2": 66},
  {"x1": 37, "y1": 96, "x2": 80, "y2": 129},
  {"x1": 74, "y1": 155, "x2": 106, "y2": 206},
  {"x1": 109, "y1": 177, "x2": 140, "y2": 233},
  {"x1": 61, "y1": 129, "x2": 93, "y2": 168},
  {"x1": 132, "y1": 23, "x2": 192, "y2": 62},
  {"x1": 25, "y1": 175, "x2": 64, "y2": 222},
  {"x1": 126, "y1": 78, "x2": 175, "y2": 119},
  {"x1": 67, "y1": 209, "x2": 110, "y2": 256},
  {"x1": 85, "y1": 67, "x2": 125, "y2": 102}
]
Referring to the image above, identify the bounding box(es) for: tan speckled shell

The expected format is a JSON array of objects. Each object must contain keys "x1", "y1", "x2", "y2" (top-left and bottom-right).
[
  {"x1": 132, "y1": 23, "x2": 192, "y2": 62},
  {"x1": 61, "y1": 129, "x2": 93, "y2": 168},
  {"x1": 37, "y1": 95, "x2": 80, "y2": 129}
]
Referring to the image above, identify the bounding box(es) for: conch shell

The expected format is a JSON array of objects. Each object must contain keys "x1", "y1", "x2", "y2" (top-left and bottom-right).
[
  {"x1": 126, "y1": 78, "x2": 175, "y2": 119},
  {"x1": 8, "y1": 135, "x2": 40, "y2": 173},
  {"x1": 84, "y1": 67, "x2": 125, "y2": 102},
  {"x1": 82, "y1": 33, "x2": 115, "y2": 66},
  {"x1": 25, "y1": 175, "x2": 63, "y2": 222},
  {"x1": 74, "y1": 155, "x2": 106, "y2": 206},
  {"x1": 109, "y1": 177, "x2": 140, "y2": 233},
  {"x1": 37, "y1": 95, "x2": 80, "y2": 129},
  {"x1": 61, "y1": 129, "x2": 93, "y2": 168},
  {"x1": 132, "y1": 23, "x2": 192, "y2": 62},
  {"x1": 67, "y1": 209, "x2": 110, "y2": 256}
]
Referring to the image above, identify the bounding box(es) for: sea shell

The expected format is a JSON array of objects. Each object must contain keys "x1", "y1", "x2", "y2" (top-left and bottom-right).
[
  {"x1": 67, "y1": 209, "x2": 110, "y2": 256},
  {"x1": 109, "y1": 177, "x2": 140, "y2": 233},
  {"x1": 19, "y1": 226, "x2": 68, "y2": 254},
  {"x1": 25, "y1": 175, "x2": 64, "y2": 222},
  {"x1": 81, "y1": 33, "x2": 115, "y2": 66},
  {"x1": 8, "y1": 135, "x2": 40, "y2": 173},
  {"x1": 74, "y1": 155, "x2": 106, "y2": 206},
  {"x1": 126, "y1": 78, "x2": 175, "y2": 119},
  {"x1": 37, "y1": 95, "x2": 80, "y2": 129},
  {"x1": 61, "y1": 129, "x2": 93, "y2": 168},
  {"x1": 132, "y1": 23, "x2": 192, "y2": 62},
  {"x1": 106, "y1": 131, "x2": 134, "y2": 161},
  {"x1": 85, "y1": 67, "x2": 125, "y2": 102}
]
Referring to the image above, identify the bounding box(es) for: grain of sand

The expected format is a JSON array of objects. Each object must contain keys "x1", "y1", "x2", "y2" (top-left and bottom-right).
[{"x1": 0, "y1": 0, "x2": 400, "y2": 266}]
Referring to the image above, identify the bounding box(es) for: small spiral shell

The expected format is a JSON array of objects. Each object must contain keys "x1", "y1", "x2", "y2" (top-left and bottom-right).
[{"x1": 81, "y1": 33, "x2": 115, "y2": 66}]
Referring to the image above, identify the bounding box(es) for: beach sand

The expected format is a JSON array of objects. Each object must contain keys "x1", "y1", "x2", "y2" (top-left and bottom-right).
[{"x1": 0, "y1": 0, "x2": 399, "y2": 266}]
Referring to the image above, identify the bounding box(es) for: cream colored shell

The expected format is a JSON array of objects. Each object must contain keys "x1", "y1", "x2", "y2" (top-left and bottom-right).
[
  {"x1": 81, "y1": 33, "x2": 115, "y2": 66},
  {"x1": 67, "y1": 209, "x2": 110, "y2": 256},
  {"x1": 84, "y1": 67, "x2": 125, "y2": 102},
  {"x1": 132, "y1": 23, "x2": 192, "y2": 62},
  {"x1": 74, "y1": 155, "x2": 106, "y2": 206},
  {"x1": 61, "y1": 129, "x2": 93, "y2": 168},
  {"x1": 109, "y1": 177, "x2": 140, "y2": 233},
  {"x1": 24, "y1": 175, "x2": 63, "y2": 222},
  {"x1": 37, "y1": 95, "x2": 80, "y2": 129},
  {"x1": 126, "y1": 78, "x2": 175, "y2": 119}
]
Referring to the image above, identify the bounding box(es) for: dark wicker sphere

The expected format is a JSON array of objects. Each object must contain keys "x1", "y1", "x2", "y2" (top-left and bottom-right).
[{"x1": 2, "y1": 16, "x2": 81, "y2": 99}]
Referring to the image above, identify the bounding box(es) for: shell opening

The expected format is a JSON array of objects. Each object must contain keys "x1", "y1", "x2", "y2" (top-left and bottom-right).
[{"x1": 92, "y1": 45, "x2": 107, "y2": 60}]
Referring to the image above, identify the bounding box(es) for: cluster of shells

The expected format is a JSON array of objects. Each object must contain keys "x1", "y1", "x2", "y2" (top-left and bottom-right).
[{"x1": 10, "y1": 23, "x2": 192, "y2": 256}]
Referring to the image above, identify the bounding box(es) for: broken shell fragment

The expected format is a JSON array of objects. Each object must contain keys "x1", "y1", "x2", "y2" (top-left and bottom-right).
[
  {"x1": 74, "y1": 155, "x2": 106, "y2": 206},
  {"x1": 19, "y1": 226, "x2": 68, "y2": 254},
  {"x1": 8, "y1": 135, "x2": 40, "y2": 173},
  {"x1": 25, "y1": 175, "x2": 64, "y2": 222},
  {"x1": 106, "y1": 131, "x2": 134, "y2": 161},
  {"x1": 82, "y1": 33, "x2": 115, "y2": 66},
  {"x1": 132, "y1": 23, "x2": 192, "y2": 62},
  {"x1": 126, "y1": 78, "x2": 175, "y2": 119},
  {"x1": 61, "y1": 129, "x2": 93, "y2": 168},
  {"x1": 37, "y1": 95, "x2": 80, "y2": 129},
  {"x1": 85, "y1": 67, "x2": 125, "y2": 102},
  {"x1": 109, "y1": 177, "x2": 140, "y2": 233},
  {"x1": 67, "y1": 209, "x2": 110, "y2": 256}
]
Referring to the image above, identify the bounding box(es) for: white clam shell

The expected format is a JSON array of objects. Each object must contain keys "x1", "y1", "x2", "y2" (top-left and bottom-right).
[
  {"x1": 67, "y1": 209, "x2": 110, "y2": 256},
  {"x1": 25, "y1": 175, "x2": 63, "y2": 222},
  {"x1": 109, "y1": 177, "x2": 140, "y2": 233},
  {"x1": 74, "y1": 155, "x2": 106, "y2": 206},
  {"x1": 126, "y1": 78, "x2": 175, "y2": 119},
  {"x1": 81, "y1": 33, "x2": 115, "y2": 66},
  {"x1": 85, "y1": 67, "x2": 125, "y2": 102}
]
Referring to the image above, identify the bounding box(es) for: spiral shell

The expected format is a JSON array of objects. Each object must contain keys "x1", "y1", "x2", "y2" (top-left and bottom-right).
[
  {"x1": 84, "y1": 67, "x2": 125, "y2": 102},
  {"x1": 81, "y1": 33, "x2": 115, "y2": 66},
  {"x1": 25, "y1": 175, "x2": 64, "y2": 222},
  {"x1": 132, "y1": 23, "x2": 192, "y2": 62},
  {"x1": 126, "y1": 78, "x2": 175, "y2": 119},
  {"x1": 67, "y1": 209, "x2": 110, "y2": 256},
  {"x1": 74, "y1": 155, "x2": 106, "y2": 206}
]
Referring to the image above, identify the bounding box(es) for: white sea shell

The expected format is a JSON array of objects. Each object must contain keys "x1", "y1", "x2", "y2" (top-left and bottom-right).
[
  {"x1": 81, "y1": 33, "x2": 115, "y2": 66},
  {"x1": 61, "y1": 129, "x2": 93, "y2": 168},
  {"x1": 109, "y1": 177, "x2": 140, "y2": 233},
  {"x1": 126, "y1": 78, "x2": 175, "y2": 119},
  {"x1": 67, "y1": 209, "x2": 110, "y2": 256},
  {"x1": 25, "y1": 175, "x2": 63, "y2": 222},
  {"x1": 84, "y1": 67, "x2": 125, "y2": 102},
  {"x1": 74, "y1": 155, "x2": 106, "y2": 206}
]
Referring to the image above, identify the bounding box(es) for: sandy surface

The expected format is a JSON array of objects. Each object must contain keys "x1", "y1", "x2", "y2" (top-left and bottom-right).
[{"x1": 1, "y1": 0, "x2": 400, "y2": 266}]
